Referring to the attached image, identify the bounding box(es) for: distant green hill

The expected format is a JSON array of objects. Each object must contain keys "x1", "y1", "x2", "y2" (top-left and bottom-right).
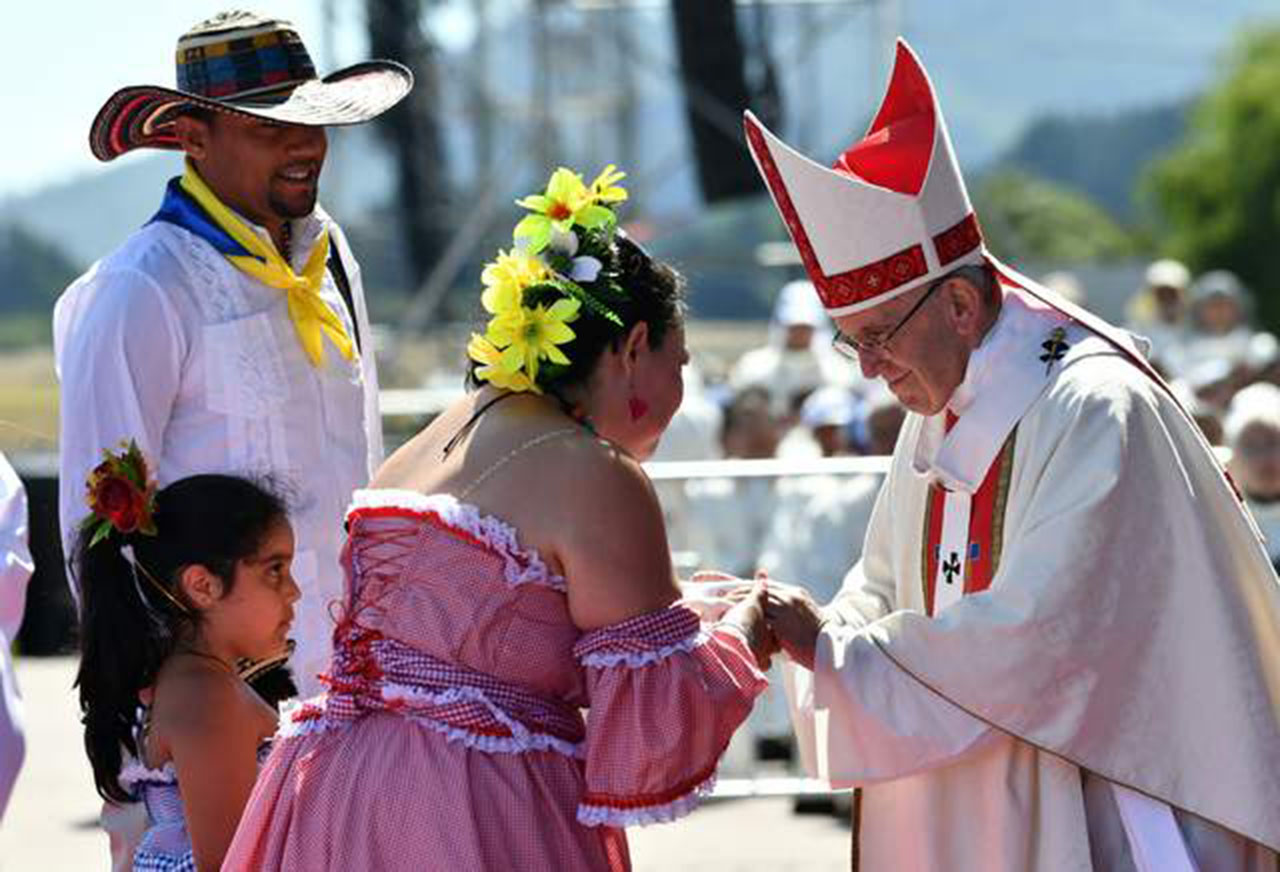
[
  {"x1": 0, "y1": 223, "x2": 78, "y2": 347},
  {"x1": 990, "y1": 101, "x2": 1188, "y2": 221}
]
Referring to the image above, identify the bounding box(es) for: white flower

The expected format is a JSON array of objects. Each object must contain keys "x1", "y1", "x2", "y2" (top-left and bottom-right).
[
  {"x1": 570, "y1": 256, "x2": 603, "y2": 283},
  {"x1": 549, "y1": 228, "x2": 579, "y2": 257},
  {"x1": 541, "y1": 228, "x2": 602, "y2": 283}
]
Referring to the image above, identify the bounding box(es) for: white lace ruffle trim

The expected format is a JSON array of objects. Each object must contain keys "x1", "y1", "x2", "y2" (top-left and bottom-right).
[
  {"x1": 347, "y1": 489, "x2": 566, "y2": 590},
  {"x1": 576, "y1": 770, "x2": 718, "y2": 828},
  {"x1": 118, "y1": 758, "x2": 177, "y2": 789},
  {"x1": 578, "y1": 629, "x2": 712, "y2": 669},
  {"x1": 275, "y1": 685, "x2": 585, "y2": 760}
]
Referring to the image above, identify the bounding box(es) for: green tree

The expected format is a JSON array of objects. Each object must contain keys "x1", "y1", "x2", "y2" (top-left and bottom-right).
[
  {"x1": 972, "y1": 170, "x2": 1139, "y2": 264},
  {"x1": 1145, "y1": 24, "x2": 1280, "y2": 331}
]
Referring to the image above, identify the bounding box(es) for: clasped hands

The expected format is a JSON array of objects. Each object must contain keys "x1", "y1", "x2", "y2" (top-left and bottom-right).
[{"x1": 691, "y1": 572, "x2": 828, "y2": 671}]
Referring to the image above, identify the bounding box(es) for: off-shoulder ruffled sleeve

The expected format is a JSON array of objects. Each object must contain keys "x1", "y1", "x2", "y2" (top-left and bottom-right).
[{"x1": 573, "y1": 604, "x2": 767, "y2": 828}]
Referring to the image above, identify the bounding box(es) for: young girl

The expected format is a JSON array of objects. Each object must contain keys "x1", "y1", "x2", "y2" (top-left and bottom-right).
[{"x1": 74, "y1": 445, "x2": 299, "y2": 872}]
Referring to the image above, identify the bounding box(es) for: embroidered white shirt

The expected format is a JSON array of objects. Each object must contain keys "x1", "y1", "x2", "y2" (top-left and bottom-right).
[{"x1": 54, "y1": 206, "x2": 383, "y2": 694}]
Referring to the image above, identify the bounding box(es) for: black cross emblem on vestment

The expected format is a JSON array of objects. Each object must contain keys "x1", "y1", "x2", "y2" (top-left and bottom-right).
[
  {"x1": 1039, "y1": 327, "x2": 1069, "y2": 375},
  {"x1": 942, "y1": 552, "x2": 961, "y2": 585}
]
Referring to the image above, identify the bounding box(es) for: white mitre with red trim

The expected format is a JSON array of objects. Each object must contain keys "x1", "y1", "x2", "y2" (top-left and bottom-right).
[
  {"x1": 744, "y1": 40, "x2": 982, "y2": 316},
  {"x1": 744, "y1": 38, "x2": 1174, "y2": 390}
]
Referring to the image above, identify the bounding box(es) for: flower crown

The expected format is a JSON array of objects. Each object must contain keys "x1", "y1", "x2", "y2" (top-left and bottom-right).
[
  {"x1": 468, "y1": 164, "x2": 630, "y2": 393},
  {"x1": 82, "y1": 439, "x2": 158, "y2": 547}
]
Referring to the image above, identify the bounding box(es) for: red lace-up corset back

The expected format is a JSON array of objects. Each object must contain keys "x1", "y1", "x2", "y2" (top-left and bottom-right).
[{"x1": 339, "y1": 492, "x2": 587, "y2": 706}]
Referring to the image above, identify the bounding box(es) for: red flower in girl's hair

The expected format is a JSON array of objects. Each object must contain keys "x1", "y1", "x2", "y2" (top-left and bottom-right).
[{"x1": 83, "y1": 440, "x2": 157, "y2": 547}]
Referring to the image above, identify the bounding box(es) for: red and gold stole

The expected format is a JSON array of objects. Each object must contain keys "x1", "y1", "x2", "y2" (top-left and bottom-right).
[{"x1": 920, "y1": 413, "x2": 1017, "y2": 617}]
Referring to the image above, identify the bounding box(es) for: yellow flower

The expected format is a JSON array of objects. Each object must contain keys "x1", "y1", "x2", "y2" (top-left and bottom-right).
[
  {"x1": 467, "y1": 333, "x2": 536, "y2": 393},
  {"x1": 481, "y1": 250, "x2": 549, "y2": 315},
  {"x1": 487, "y1": 297, "x2": 581, "y2": 385},
  {"x1": 514, "y1": 167, "x2": 618, "y2": 253},
  {"x1": 590, "y1": 164, "x2": 628, "y2": 205}
]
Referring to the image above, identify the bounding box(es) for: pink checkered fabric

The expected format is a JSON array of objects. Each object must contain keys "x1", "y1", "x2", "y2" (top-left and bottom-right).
[
  {"x1": 291, "y1": 626, "x2": 586, "y2": 754},
  {"x1": 224, "y1": 492, "x2": 766, "y2": 871},
  {"x1": 573, "y1": 604, "x2": 703, "y2": 665},
  {"x1": 576, "y1": 623, "x2": 767, "y2": 827}
]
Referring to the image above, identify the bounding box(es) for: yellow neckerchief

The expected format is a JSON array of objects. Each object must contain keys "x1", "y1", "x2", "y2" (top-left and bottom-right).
[{"x1": 179, "y1": 162, "x2": 354, "y2": 367}]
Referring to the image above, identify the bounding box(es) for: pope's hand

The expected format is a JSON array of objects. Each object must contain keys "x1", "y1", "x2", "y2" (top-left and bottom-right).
[
  {"x1": 719, "y1": 581, "x2": 778, "y2": 669},
  {"x1": 762, "y1": 581, "x2": 827, "y2": 670}
]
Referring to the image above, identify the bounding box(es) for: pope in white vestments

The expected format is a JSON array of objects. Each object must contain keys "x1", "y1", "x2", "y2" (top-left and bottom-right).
[{"x1": 742, "y1": 40, "x2": 1280, "y2": 872}]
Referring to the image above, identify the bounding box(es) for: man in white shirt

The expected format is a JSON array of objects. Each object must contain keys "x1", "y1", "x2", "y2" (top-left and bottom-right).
[
  {"x1": 743, "y1": 40, "x2": 1280, "y2": 870},
  {"x1": 55, "y1": 10, "x2": 412, "y2": 697}
]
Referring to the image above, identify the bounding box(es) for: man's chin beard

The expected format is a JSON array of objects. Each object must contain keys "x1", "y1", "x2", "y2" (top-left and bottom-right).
[{"x1": 269, "y1": 189, "x2": 318, "y2": 221}]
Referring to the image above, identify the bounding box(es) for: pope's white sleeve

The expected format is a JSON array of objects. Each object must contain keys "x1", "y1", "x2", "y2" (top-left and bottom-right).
[
  {"x1": 54, "y1": 269, "x2": 186, "y2": 596},
  {"x1": 802, "y1": 622, "x2": 994, "y2": 785}
]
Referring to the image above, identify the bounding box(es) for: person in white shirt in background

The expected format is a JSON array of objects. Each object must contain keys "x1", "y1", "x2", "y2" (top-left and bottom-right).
[
  {"x1": 650, "y1": 364, "x2": 724, "y2": 575},
  {"x1": 1124, "y1": 258, "x2": 1191, "y2": 374},
  {"x1": 686, "y1": 387, "x2": 781, "y2": 579},
  {"x1": 731, "y1": 279, "x2": 854, "y2": 426},
  {"x1": 55, "y1": 11, "x2": 411, "y2": 699},
  {"x1": 759, "y1": 384, "x2": 907, "y2": 617},
  {"x1": 1177, "y1": 270, "x2": 1259, "y2": 379},
  {"x1": 0, "y1": 453, "x2": 32, "y2": 822},
  {"x1": 1226, "y1": 382, "x2": 1280, "y2": 570},
  {"x1": 1171, "y1": 270, "x2": 1280, "y2": 415},
  {"x1": 799, "y1": 384, "x2": 858, "y2": 459}
]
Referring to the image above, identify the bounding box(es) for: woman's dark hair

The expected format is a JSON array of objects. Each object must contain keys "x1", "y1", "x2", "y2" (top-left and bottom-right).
[
  {"x1": 74, "y1": 474, "x2": 287, "y2": 803},
  {"x1": 468, "y1": 233, "x2": 687, "y2": 395}
]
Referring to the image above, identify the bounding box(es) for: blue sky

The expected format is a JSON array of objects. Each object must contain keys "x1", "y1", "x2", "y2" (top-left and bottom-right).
[
  {"x1": 4, "y1": 1, "x2": 1276, "y2": 203},
  {"x1": 0, "y1": 0, "x2": 478, "y2": 198}
]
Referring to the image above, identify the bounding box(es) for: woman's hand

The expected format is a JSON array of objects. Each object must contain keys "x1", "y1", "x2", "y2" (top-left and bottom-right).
[
  {"x1": 763, "y1": 582, "x2": 828, "y2": 670},
  {"x1": 719, "y1": 581, "x2": 778, "y2": 669}
]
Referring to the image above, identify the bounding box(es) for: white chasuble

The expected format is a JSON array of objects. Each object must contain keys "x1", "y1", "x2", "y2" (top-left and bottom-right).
[{"x1": 784, "y1": 289, "x2": 1280, "y2": 872}]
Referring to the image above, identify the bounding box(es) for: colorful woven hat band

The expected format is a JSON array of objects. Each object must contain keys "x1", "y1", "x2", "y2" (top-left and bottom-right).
[
  {"x1": 88, "y1": 10, "x2": 413, "y2": 162},
  {"x1": 176, "y1": 22, "x2": 316, "y2": 103}
]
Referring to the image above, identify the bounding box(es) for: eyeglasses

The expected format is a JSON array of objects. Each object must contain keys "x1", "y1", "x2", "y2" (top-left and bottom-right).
[{"x1": 831, "y1": 275, "x2": 946, "y2": 360}]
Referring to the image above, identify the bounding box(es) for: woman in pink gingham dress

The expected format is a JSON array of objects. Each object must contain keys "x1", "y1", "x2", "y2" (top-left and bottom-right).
[{"x1": 224, "y1": 211, "x2": 772, "y2": 870}]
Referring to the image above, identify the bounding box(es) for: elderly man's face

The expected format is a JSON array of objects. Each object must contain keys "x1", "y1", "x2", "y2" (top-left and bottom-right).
[
  {"x1": 182, "y1": 113, "x2": 328, "y2": 231},
  {"x1": 833, "y1": 278, "x2": 981, "y2": 416}
]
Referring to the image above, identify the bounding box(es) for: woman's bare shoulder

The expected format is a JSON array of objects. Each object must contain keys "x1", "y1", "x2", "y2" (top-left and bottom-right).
[
  {"x1": 372, "y1": 392, "x2": 483, "y2": 489},
  {"x1": 539, "y1": 439, "x2": 680, "y2": 630}
]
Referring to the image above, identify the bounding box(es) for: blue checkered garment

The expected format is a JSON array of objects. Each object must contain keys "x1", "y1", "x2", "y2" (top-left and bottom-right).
[
  {"x1": 128, "y1": 773, "x2": 196, "y2": 871},
  {"x1": 131, "y1": 848, "x2": 196, "y2": 871}
]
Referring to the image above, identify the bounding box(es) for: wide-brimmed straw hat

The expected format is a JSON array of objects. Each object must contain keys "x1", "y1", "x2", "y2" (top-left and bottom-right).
[{"x1": 89, "y1": 9, "x2": 413, "y2": 162}]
